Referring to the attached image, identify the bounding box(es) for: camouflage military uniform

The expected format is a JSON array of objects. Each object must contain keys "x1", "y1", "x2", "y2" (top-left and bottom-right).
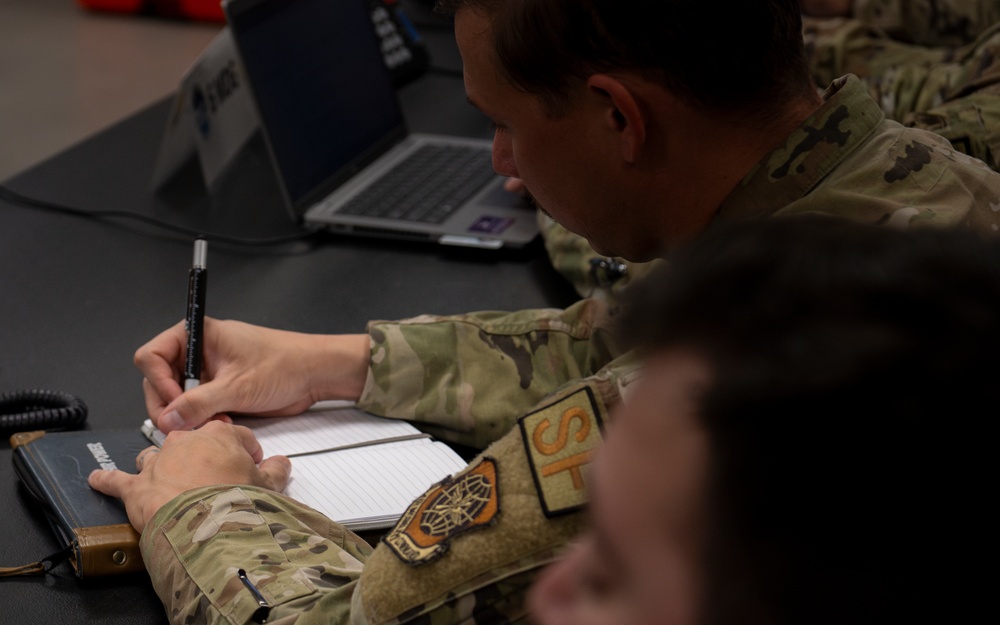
[
  {"x1": 143, "y1": 382, "x2": 610, "y2": 625},
  {"x1": 359, "y1": 76, "x2": 1000, "y2": 449},
  {"x1": 845, "y1": 0, "x2": 1000, "y2": 46},
  {"x1": 544, "y1": 0, "x2": 1000, "y2": 302},
  {"x1": 140, "y1": 75, "x2": 1000, "y2": 624},
  {"x1": 535, "y1": 212, "x2": 663, "y2": 303},
  {"x1": 805, "y1": 0, "x2": 1000, "y2": 170}
]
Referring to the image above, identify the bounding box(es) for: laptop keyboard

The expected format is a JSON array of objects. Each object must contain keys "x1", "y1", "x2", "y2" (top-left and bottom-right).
[{"x1": 335, "y1": 144, "x2": 497, "y2": 224}]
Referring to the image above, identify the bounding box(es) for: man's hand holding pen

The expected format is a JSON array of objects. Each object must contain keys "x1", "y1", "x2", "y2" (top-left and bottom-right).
[
  {"x1": 134, "y1": 237, "x2": 372, "y2": 434},
  {"x1": 136, "y1": 318, "x2": 372, "y2": 433}
]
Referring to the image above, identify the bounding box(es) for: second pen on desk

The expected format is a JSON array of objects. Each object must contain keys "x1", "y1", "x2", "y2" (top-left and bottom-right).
[{"x1": 184, "y1": 238, "x2": 208, "y2": 391}]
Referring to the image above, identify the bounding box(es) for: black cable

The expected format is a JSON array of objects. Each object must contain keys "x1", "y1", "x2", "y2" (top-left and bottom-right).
[
  {"x1": 0, "y1": 389, "x2": 88, "y2": 434},
  {"x1": 0, "y1": 184, "x2": 320, "y2": 247},
  {"x1": 428, "y1": 65, "x2": 463, "y2": 79},
  {"x1": 408, "y1": 21, "x2": 454, "y2": 32}
]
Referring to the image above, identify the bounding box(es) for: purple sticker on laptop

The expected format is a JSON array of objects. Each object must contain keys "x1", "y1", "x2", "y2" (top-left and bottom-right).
[{"x1": 469, "y1": 216, "x2": 514, "y2": 234}]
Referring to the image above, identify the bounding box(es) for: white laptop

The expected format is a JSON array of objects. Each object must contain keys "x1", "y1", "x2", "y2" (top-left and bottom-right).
[{"x1": 222, "y1": 0, "x2": 539, "y2": 250}]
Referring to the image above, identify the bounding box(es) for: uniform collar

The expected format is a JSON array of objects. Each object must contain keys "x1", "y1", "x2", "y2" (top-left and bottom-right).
[{"x1": 714, "y1": 74, "x2": 886, "y2": 222}]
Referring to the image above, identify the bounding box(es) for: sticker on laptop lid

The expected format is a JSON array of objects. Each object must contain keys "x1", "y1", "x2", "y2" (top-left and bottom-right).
[
  {"x1": 468, "y1": 216, "x2": 513, "y2": 234},
  {"x1": 518, "y1": 386, "x2": 605, "y2": 517},
  {"x1": 383, "y1": 456, "x2": 500, "y2": 566}
]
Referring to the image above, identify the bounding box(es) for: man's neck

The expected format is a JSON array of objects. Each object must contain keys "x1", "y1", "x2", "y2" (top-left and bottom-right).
[{"x1": 647, "y1": 93, "x2": 824, "y2": 247}]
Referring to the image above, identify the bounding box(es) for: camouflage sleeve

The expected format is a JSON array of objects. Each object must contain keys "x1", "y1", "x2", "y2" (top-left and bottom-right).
[
  {"x1": 356, "y1": 298, "x2": 624, "y2": 450},
  {"x1": 141, "y1": 486, "x2": 375, "y2": 625},
  {"x1": 851, "y1": 0, "x2": 1000, "y2": 46},
  {"x1": 142, "y1": 359, "x2": 644, "y2": 625},
  {"x1": 537, "y1": 212, "x2": 662, "y2": 305},
  {"x1": 356, "y1": 372, "x2": 642, "y2": 625},
  {"x1": 804, "y1": 16, "x2": 1000, "y2": 169}
]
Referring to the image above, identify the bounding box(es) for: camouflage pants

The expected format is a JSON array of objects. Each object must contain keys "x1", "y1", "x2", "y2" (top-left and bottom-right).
[{"x1": 804, "y1": 16, "x2": 1000, "y2": 170}]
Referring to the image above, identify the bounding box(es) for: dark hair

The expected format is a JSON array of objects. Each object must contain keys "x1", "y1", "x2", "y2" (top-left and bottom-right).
[
  {"x1": 620, "y1": 216, "x2": 999, "y2": 625},
  {"x1": 435, "y1": 0, "x2": 816, "y2": 119}
]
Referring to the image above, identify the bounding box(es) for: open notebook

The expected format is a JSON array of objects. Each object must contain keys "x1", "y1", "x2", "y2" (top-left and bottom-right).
[{"x1": 143, "y1": 404, "x2": 468, "y2": 531}]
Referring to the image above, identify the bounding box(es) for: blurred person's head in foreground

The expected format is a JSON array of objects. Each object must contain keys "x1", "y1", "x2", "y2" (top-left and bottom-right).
[{"x1": 529, "y1": 216, "x2": 997, "y2": 625}]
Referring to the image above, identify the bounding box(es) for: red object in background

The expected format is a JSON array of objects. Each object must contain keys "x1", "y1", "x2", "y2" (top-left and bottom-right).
[{"x1": 75, "y1": 0, "x2": 226, "y2": 23}]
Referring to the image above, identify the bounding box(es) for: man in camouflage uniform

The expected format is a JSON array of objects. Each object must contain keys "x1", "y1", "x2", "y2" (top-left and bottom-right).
[
  {"x1": 89, "y1": 1, "x2": 1000, "y2": 623},
  {"x1": 549, "y1": 0, "x2": 1000, "y2": 302}
]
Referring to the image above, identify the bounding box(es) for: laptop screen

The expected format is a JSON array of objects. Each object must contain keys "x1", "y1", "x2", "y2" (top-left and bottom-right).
[{"x1": 226, "y1": 0, "x2": 407, "y2": 213}]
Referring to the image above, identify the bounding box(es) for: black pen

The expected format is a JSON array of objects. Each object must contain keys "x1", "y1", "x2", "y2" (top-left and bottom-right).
[{"x1": 184, "y1": 238, "x2": 208, "y2": 391}]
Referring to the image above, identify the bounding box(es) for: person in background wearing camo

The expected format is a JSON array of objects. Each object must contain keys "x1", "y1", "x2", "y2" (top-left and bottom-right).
[
  {"x1": 89, "y1": 1, "x2": 1000, "y2": 623},
  {"x1": 802, "y1": 0, "x2": 1000, "y2": 170},
  {"x1": 802, "y1": 0, "x2": 999, "y2": 46}
]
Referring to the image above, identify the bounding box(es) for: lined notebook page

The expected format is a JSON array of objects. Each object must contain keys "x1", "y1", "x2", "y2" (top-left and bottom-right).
[
  {"x1": 285, "y1": 439, "x2": 468, "y2": 527},
  {"x1": 233, "y1": 407, "x2": 428, "y2": 457},
  {"x1": 142, "y1": 405, "x2": 470, "y2": 530},
  {"x1": 143, "y1": 406, "x2": 427, "y2": 456}
]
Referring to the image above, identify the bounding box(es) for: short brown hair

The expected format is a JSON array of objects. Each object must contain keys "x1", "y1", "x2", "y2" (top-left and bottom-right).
[{"x1": 436, "y1": 0, "x2": 816, "y2": 119}]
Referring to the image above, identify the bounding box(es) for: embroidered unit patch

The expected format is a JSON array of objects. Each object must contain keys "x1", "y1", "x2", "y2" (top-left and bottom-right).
[
  {"x1": 383, "y1": 456, "x2": 500, "y2": 565},
  {"x1": 518, "y1": 386, "x2": 605, "y2": 517}
]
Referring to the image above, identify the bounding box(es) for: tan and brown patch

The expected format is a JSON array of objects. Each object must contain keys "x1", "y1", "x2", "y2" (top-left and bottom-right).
[
  {"x1": 518, "y1": 387, "x2": 605, "y2": 517},
  {"x1": 383, "y1": 456, "x2": 500, "y2": 565}
]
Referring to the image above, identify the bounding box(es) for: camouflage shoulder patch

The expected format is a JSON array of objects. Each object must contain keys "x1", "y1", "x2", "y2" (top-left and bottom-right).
[
  {"x1": 382, "y1": 456, "x2": 500, "y2": 566},
  {"x1": 518, "y1": 386, "x2": 605, "y2": 517}
]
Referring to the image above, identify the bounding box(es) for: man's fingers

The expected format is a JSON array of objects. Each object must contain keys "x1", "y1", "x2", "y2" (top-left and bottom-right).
[
  {"x1": 258, "y1": 455, "x2": 293, "y2": 492},
  {"x1": 135, "y1": 446, "x2": 161, "y2": 471},
  {"x1": 166, "y1": 421, "x2": 264, "y2": 465},
  {"x1": 230, "y1": 423, "x2": 266, "y2": 464},
  {"x1": 138, "y1": 319, "x2": 224, "y2": 432},
  {"x1": 140, "y1": 369, "x2": 183, "y2": 412},
  {"x1": 503, "y1": 176, "x2": 525, "y2": 194},
  {"x1": 88, "y1": 468, "x2": 134, "y2": 499},
  {"x1": 141, "y1": 378, "x2": 172, "y2": 421},
  {"x1": 135, "y1": 321, "x2": 187, "y2": 404},
  {"x1": 157, "y1": 382, "x2": 232, "y2": 432}
]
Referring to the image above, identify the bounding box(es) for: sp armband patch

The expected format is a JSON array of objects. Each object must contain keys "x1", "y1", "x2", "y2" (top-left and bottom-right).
[
  {"x1": 383, "y1": 456, "x2": 500, "y2": 566},
  {"x1": 518, "y1": 386, "x2": 605, "y2": 517}
]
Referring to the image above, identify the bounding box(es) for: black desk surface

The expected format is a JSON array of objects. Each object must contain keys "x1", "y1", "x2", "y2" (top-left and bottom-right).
[{"x1": 0, "y1": 10, "x2": 575, "y2": 623}]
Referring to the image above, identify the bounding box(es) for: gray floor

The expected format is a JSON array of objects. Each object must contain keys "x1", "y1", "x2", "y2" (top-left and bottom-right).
[{"x1": 1, "y1": 0, "x2": 221, "y2": 181}]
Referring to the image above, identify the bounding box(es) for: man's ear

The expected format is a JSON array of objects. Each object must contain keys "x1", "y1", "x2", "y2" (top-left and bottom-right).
[{"x1": 586, "y1": 74, "x2": 647, "y2": 163}]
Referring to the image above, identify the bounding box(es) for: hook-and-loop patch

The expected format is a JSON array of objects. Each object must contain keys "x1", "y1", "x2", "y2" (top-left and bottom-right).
[
  {"x1": 518, "y1": 386, "x2": 605, "y2": 517},
  {"x1": 383, "y1": 456, "x2": 500, "y2": 565}
]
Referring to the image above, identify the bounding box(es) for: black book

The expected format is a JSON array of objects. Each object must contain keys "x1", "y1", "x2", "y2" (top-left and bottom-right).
[{"x1": 10, "y1": 429, "x2": 146, "y2": 577}]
